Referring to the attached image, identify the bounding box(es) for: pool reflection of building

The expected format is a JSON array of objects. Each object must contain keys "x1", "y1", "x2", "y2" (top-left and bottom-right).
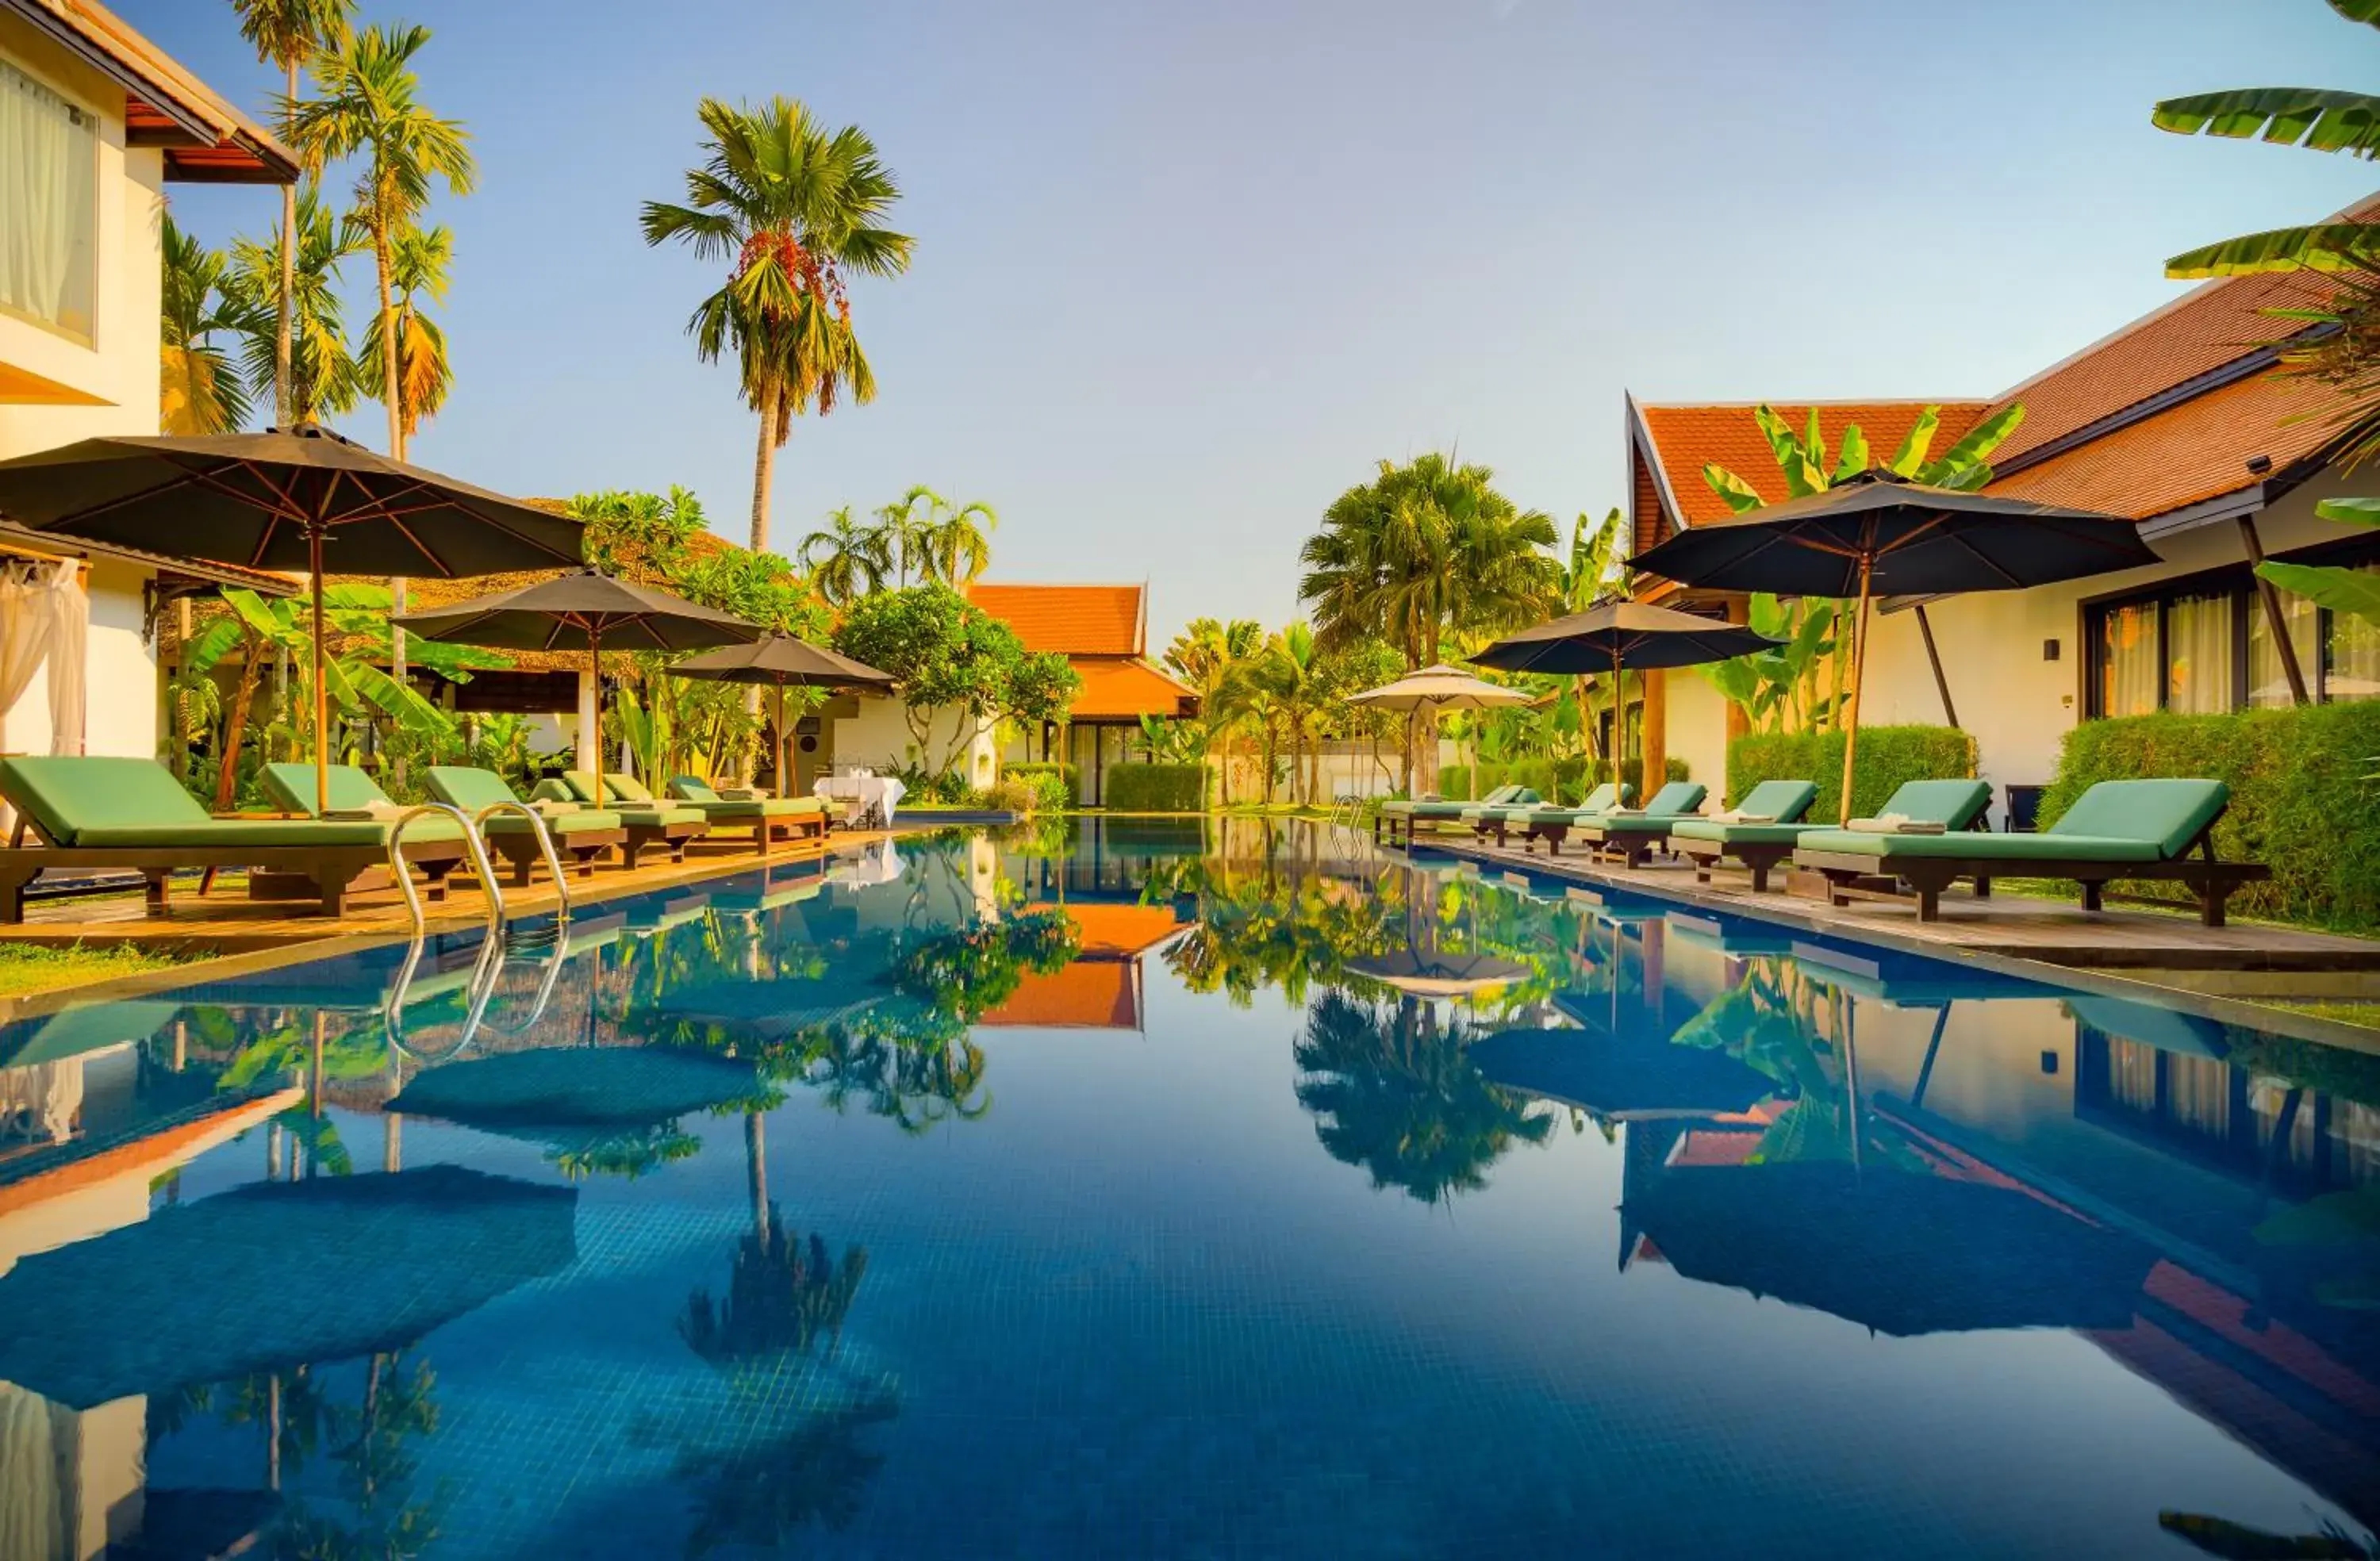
[
  {"x1": 1569, "y1": 906, "x2": 2380, "y2": 1534},
  {"x1": 980, "y1": 902, "x2": 1192, "y2": 1031}
]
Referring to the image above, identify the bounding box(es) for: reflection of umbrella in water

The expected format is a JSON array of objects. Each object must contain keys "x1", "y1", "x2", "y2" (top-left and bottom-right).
[
  {"x1": 0, "y1": 999, "x2": 184, "y2": 1068},
  {"x1": 1344, "y1": 949, "x2": 1530, "y2": 1001},
  {"x1": 1623, "y1": 1161, "x2": 2157, "y2": 1336},
  {"x1": 0, "y1": 1165, "x2": 575, "y2": 1409},
  {"x1": 635, "y1": 979, "x2": 884, "y2": 1044},
  {"x1": 388, "y1": 1045, "x2": 762, "y2": 1127},
  {"x1": 1468, "y1": 1026, "x2": 1774, "y2": 1122},
  {"x1": 2065, "y1": 992, "x2": 2231, "y2": 1059}
]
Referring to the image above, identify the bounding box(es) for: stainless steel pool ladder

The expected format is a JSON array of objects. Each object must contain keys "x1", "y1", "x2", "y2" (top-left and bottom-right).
[
  {"x1": 382, "y1": 800, "x2": 574, "y2": 936},
  {"x1": 382, "y1": 916, "x2": 572, "y2": 1062}
]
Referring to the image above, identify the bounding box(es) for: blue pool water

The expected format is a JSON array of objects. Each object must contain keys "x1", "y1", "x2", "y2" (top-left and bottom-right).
[{"x1": 1, "y1": 819, "x2": 2374, "y2": 1558}]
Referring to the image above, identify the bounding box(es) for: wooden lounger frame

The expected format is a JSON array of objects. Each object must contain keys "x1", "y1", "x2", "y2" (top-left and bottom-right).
[
  {"x1": 483, "y1": 824, "x2": 628, "y2": 884},
  {"x1": 696, "y1": 809, "x2": 827, "y2": 857},
  {"x1": 1794, "y1": 813, "x2": 2269, "y2": 926},
  {"x1": 617, "y1": 815, "x2": 711, "y2": 871},
  {"x1": 1, "y1": 815, "x2": 467, "y2": 922}
]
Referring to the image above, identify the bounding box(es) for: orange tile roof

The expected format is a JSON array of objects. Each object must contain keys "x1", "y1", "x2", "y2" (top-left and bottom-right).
[
  {"x1": 1984, "y1": 370, "x2": 2341, "y2": 520},
  {"x1": 1069, "y1": 657, "x2": 1197, "y2": 720},
  {"x1": 1637, "y1": 402, "x2": 1990, "y2": 528},
  {"x1": 17, "y1": 0, "x2": 299, "y2": 183},
  {"x1": 969, "y1": 583, "x2": 1145, "y2": 656},
  {"x1": 1044, "y1": 900, "x2": 1190, "y2": 957}
]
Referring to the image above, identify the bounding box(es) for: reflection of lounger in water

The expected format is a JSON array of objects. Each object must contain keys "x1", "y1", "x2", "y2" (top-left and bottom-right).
[{"x1": 0, "y1": 1165, "x2": 576, "y2": 1408}]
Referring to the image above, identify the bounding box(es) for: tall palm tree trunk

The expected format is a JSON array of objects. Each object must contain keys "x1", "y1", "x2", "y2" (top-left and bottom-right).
[
  {"x1": 749, "y1": 382, "x2": 781, "y2": 553},
  {"x1": 274, "y1": 59, "x2": 298, "y2": 429},
  {"x1": 374, "y1": 221, "x2": 402, "y2": 457}
]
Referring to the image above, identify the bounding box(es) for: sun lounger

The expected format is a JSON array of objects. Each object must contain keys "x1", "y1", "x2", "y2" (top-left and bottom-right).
[
  {"x1": 1676, "y1": 778, "x2": 1987, "y2": 894},
  {"x1": 656, "y1": 775, "x2": 829, "y2": 853},
  {"x1": 1471, "y1": 782, "x2": 1633, "y2": 853},
  {"x1": 0, "y1": 756, "x2": 447, "y2": 921},
  {"x1": 1791, "y1": 778, "x2": 2267, "y2": 926},
  {"x1": 254, "y1": 761, "x2": 482, "y2": 903},
  {"x1": 538, "y1": 772, "x2": 713, "y2": 868},
  {"x1": 425, "y1": 766, "x2": 626, "y2": 884},
  {"x1": 1573, "y1": 781, "x2": 1710, "y2": 867},
  {"x1": 1374, "y1": 784, "x2": 1534, "y2": 846}
]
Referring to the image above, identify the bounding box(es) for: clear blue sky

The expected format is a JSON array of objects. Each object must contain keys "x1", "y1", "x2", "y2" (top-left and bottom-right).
[{"x1": 142, "y1": 0, "x2": 2379, "y2": 646}]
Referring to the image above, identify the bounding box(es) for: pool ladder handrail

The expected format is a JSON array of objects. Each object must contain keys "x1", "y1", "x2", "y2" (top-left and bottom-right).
[
  {"x1": 470, "y1": 799, "x2": 573, "y2": 925},
  {"x1": 386, "y1": 802, "x2": 507, "y2": 935},
  {"x1": 382, "y1": 918, "x2": 572, "y2": 1063}
]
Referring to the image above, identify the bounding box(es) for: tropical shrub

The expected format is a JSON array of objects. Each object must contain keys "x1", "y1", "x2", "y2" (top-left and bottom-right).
[
  {"x1": 2042, "y1": 704, "x2": 2380, "y2": 931},
  {"x1": 1004, "y1": 761, "x2": 1075, "y2": 813},
  {"x1": 1104, "y1": 764, "x2": 1206, "y2": 812},
  {"x1": 1439, "y1": 756, "x2": 1687, "y2": 804},
  {"x1": 832, "y1": 585, "x2": 1079, "y2": 785},
  {"x1": 1726, "y1": 724, "x2": 1975, "y2": 823}
]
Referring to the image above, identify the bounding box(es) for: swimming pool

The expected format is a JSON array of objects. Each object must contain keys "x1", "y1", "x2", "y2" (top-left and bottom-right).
[{"x1": 1, "y1": 819, "x2": 2374, "y2": 1558}]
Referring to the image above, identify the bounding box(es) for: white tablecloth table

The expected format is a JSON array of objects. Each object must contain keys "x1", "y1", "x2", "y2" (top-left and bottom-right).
[{"x1": 813, "y1": 773, "x2": 906, "y2": 829}]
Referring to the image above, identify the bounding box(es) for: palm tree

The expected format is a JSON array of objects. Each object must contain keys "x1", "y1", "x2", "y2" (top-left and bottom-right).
[
  {"x1": 224, "y1": 183, "x2": 364, "y2": 424},
  {"x1": 1164, "y1": 617, "x2": 1264, "y2": 805},
  {"x1": 160, "y1": 216, "x2": 255, "y2": 435},
  {"x1": 917, "y1": 497, "x2": 999, "y2": 587},
  {"x1": 1298, "y1": 454, "x2": 1559, "y2": 786},
  {"x1": 641, "y1": 98, "x2": 913, "y2": 554},
  {"x1": 232, "y1": 0, "x2": 354, "y2": 429},
  {"x1": 355, "y1": 223, "x2": 452, "y2": 446},
  {"x1": 871, "y1": 484, "x2": 940, "y2": 586},
  {"x1": 797, "y1": 504, "x2": 891, "y2": 605},
  {"x1": 286, "y1": 22, "x2": 474, "y2": 462}
]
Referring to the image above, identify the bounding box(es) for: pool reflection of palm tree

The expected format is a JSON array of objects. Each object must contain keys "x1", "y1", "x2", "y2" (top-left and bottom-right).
[
  {"x1": 676, "y1": 1386, "x2": 900, "y2": 1559},
  {"x1": 1294, "y1": 988, "x2": 1553, "y2": 1203}
]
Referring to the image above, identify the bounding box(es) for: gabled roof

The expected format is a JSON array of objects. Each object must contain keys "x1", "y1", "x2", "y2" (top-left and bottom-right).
[
  {"x1": 5, "y1": 0, "x2": 299, "y2": 184},
  {"x1": 968, "y1": 583, "x2": 1146, "y2": 657},
  {"x1": 1069, "y1": 658, "x2": 1196, "y2": 720},
  {"x1": 1633, "y1": 400, "x2": 1990, "y2": 530}
]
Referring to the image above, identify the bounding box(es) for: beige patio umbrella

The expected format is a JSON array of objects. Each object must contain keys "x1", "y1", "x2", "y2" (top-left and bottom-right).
[{"x1": 1345, "y1": 665, "x2": 1531, "y2": 800}]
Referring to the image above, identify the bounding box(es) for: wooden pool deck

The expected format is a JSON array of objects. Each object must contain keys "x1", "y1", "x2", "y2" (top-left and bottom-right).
[
  {"x1": 1414, "y1": 833, "x2": 2380, "y2": 976},
  {"x1": 0, "y1": 829, "x2": 879, "y2": 957}
]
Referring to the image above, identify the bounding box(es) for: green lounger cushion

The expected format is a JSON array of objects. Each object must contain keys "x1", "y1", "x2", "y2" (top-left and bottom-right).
[
  {"x1": 426, "y1": 765, "x2": 530, "y2": 815},
  {"x1": 666, "y1": 776, "x2": 825, "y2": 819},
  {"x1": 0, "y1": 756, "x2": 394, "y2": 849},
  {"x1": 1796, "y1": 779, "x2": 2219, "y2": 865},
  {"x1": 262, "y1": 761, "x2": 389, "y2": 815},
  {"x1": 1874, "y1": 779, "x2": 1994, "y2": 831},
  {"x1": 1595, "y1": 781, "x2": 1706, "y2": 830},
  {"x1": 1669, "y1": 819, "x2": 1826, "y2": 846},
  {"x1": 1480, "y1": 782, "x2": 1630, "y2": 828},
  {"x1": 1388, "y1": 784, "x2": 1526, "y2": 819},
  {"x1": 486, "y1": 808, "x2": 622, "y2": 835},
  {"x1": 1732, "y1": 780, "x2": 1820, "y2": 823}
]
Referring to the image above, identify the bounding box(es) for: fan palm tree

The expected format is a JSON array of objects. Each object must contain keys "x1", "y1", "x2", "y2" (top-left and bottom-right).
[
  {"x1": 917, "y1": 497, "x2": 999, "y2": 586},
  {"x1": 1163, "y1": 617, "x2": 1264, "y2": 804},
  {"x1": 232, "y1": 0, "x2": 355, "y2": 429},
  {"x1": 160, "y1": 216, "x2": 256, "y2": 435},
  {"x1": 871, "y1": 484, "x2": 940, "y2": 586},
  {"x1": 2153, "y1": 0, "x2": 2380, "y2": 278},
  {"x1": 224, "y1": 183, "x2": 364, "y2": 424},
  {"x1": 356, "y1": 223, "x2": 453, "y2": 445},
  {"x1": 641, "y1": 98, "x2": 913, "y2": 554},
  {"x1": 286, "y1": 22, "x2": 474, "y2": 462},
  {"x1": 797, "y1": 504, "x2": 892, "y2": 605}
]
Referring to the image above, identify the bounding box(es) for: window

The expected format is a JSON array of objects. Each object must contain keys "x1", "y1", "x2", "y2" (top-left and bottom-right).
[
  {"x1": 2084, "y1": 540, "x2": 2380, "y2": 715},
  {"x1": 0, "y1": 57, "x2": 99, "y2": 343}
]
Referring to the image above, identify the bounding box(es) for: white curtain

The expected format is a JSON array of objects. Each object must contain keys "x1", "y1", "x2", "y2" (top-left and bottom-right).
[
  {"x1": 2165, "y1": 593, "x2": 2234, "y2": 713},
  {"x1": 0, "y1": 1382, "x2": 66, "y2": 1561},
  {"x1": 2248, "y1": 589, "x2": 2320, "y2": 708},
  {"x1": 2097, "y1": 602, "x2": 2157, "y2": 718},
  {"x1": 43, "y1": 560, "x2": 86, "y2": 756},
  {"x1": 0, "y1": 563, "x2": 44, "y2": 754},
  {"x1": 0, "y1": 58, "x2": 96, "y2": 336}
]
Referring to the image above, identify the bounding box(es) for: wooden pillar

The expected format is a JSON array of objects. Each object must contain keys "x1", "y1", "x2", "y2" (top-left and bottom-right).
[
  {"x1": 1723, "y1": 597, "x2": 1750, "y2": 746},
  {"x1": 1641, "y1": 665, "x2": 1668, "y2": 790},
  {"x1": 574, "y1": 669, "x2": 598, "y2": 775}
]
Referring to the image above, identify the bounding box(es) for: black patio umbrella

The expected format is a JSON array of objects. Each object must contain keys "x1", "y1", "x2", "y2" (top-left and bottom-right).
[
  {"x1": 0, "y1": 423, "x2": 585, "y2": 815},
  {"x1": 1472, "y1": 600, "x2": 1783, "y2": 782},
  {"x1": 667, "y1": 635, "x2": 895, "y2": 794},
  {"x1": 396, "y1": 570, "x2": 762, "y2": 807},
  {"x1": 386, "y1": 1044, "x2": 766, "y2": 1126},
  {"x1": 1631, "y1": 470, "x2": 2159, "y2": 823},
  {"x1": 0, "y1": 1165, "x2": 577, "y2": 1409},
  {"x1": 1468, "y1": 1025, "x2": 1775, "y2": 1122},
  {"x1": 1622, "y1": 1161, "x2": 2158, "y2": 1336}
]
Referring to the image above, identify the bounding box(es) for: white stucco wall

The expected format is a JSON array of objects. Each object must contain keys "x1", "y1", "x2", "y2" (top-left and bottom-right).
[
  {"x1": 83, "y1": 559, "x2": 154, "y2": 756},
  {"x1": 0, "y1": 17, "x2": 166, "y2": 454},
  {"x1": 1652, "y1": 470, "x2": 2377, "y2": 825},
  {"x1": 828, "y1": 695, "x2": 999, "y2": 788}
]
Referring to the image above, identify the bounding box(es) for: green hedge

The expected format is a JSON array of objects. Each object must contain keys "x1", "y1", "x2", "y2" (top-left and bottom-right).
[
  {"x1": 1438, "y1": 756, "x2": 1688, "y2": 805},
  {"x1": 2042, "y1": 705, "x2": 2380, "y2": 931},
  {"x1": 1727, "y1": 724, "x2": 1976, "y2": 822},
  {"x1": 1103, "y1": 762, "x2": 1206, "y2": 812}
]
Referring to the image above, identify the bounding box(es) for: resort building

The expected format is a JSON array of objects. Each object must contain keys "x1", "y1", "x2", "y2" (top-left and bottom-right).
[
  {"x1": 1627, "y1": 210, "x2": 2380, "y2": 823},
  {"x1": 0, "y1": 0, "x2": 297, "y2": 769},
  {"x1": 971, "y1": 583, "x2": 1198, "y2": 807}
]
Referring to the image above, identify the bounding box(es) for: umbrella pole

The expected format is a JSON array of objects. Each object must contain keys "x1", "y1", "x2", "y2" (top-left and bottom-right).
[
  {"x1": 309, "y1": 528, "x2": 329, "y2": 816},
  {"x1": 775, "y1": 680, "x2": 787, "y2": 797},
  {"x1": 589, "y1": 623, "x2": 604, "y2": 810},
  {"x1": 1838, "y1": 553, "x2": 1875, "y2": 827}
]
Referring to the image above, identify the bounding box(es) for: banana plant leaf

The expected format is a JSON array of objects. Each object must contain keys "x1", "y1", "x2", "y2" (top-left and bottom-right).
[
  {"x1": 0, "y1": 1165, "x2": 576, "y2": 1409},
  {"x1": 1622, "y1": 1162, "x2": 2158, "y2": 1336}
]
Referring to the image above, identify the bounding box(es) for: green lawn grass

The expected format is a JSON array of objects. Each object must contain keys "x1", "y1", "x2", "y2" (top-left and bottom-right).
[
  {"x1": 0, "y1": 942, "x2": 193, "y2": 999},
  {"x1": 2267, "y1": 999, "x2": 2380, "y2": 1032}
]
